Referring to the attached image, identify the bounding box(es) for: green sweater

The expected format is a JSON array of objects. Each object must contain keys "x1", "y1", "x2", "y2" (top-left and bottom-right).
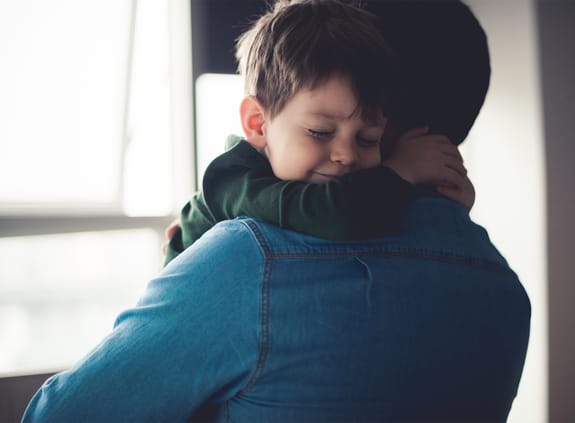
[{"x1": 164, "y1": 135, "x2": 416, "y2": 266}]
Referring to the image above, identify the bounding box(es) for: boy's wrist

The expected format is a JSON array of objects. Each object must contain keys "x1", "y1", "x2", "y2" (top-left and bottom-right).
[{"x1": 381, "y1": 158, "x2": 415, "y2": 184}]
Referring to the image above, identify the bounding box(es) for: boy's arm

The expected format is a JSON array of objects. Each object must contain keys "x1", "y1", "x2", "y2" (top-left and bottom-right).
[
  {"x1": 169, "y1": 130, "x2": 473, "y2": 258},
  {"x1": 203, "y1": 140, "x2": 417, "y2": 240},
  {"x1": 382, "y1": 127, "x2": 474, "y2": 209},
  {"x1": 164, "y1": 191, "x2": 217, "y2": 266}
]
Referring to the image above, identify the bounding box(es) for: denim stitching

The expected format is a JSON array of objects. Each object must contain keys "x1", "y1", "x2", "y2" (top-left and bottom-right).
[
  {"x1": 237, "y1": 220, "x2": 272, "y2": 394},
  {"x1": 254, "y1": 250, "x2": 512, "y2": 274},
  {"x1": 232, "y1": 218, "x2": 513, "y2": 401}
]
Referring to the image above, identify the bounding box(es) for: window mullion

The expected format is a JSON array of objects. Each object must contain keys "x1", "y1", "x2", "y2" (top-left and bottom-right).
[{"x1": 117, "y1": 0, "x2": 139, "y2": 209}]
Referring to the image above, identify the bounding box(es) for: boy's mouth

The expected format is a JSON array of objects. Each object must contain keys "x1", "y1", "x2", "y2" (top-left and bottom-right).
[{"x1": 311, "y1": 171, "x2": 342, "y2": 183}]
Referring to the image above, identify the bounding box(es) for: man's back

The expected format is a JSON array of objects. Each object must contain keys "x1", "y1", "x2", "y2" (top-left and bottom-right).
[
  {"x1": 216, "y1": 195, "x2": 530, "y2": 421},
  {"x1": 23, "y1": 196, "x2": 530, "y2": 422}
]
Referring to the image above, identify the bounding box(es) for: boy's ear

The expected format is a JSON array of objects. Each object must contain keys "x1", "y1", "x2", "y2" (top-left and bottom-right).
[{"x1": 240, "y1": 96, "x2": 267, "y2": 149}]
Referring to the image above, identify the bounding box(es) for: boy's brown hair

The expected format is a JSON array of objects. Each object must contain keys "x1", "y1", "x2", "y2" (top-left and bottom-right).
[{"x1": 235, "y1": 0, "x2": 397, "y2": 122}]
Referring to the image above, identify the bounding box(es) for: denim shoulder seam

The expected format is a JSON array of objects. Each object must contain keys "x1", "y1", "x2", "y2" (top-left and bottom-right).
[
  {"x1": 263, "y1": 249, "x2": 513, "y2": 275},
  {"x1": 236, "y1": 219, "x2": 272, "y2": 395}
]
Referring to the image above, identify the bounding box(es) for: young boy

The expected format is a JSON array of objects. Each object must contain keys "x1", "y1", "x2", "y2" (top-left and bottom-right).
[{"x1": 164, "y1": 0, "x2": 472, "y2": 266}]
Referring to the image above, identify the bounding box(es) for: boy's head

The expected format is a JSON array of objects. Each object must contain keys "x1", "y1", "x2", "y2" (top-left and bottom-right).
[
  {"x1": 364, "y1": 0, "x2": 491, "y2": 145},
  {"x1": 235, "y1": 0, "x2": 397, "y2": 123},
  {"x1": 235, "y1": 0, "x2": 397, "y2": 183}
]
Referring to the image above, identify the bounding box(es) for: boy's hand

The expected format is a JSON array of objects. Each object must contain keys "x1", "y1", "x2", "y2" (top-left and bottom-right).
[
  {"x1": 161, "y1": 218, "x2": 181, "y2": 257},
  {"x1": 436, "y1": 172, "x2": 475, "y2": 210},
  {"x1": 382, "y1": 127, "x2": 475, "y2": 209}
]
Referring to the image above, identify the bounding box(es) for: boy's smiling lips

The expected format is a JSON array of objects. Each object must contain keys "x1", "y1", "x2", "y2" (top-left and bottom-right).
[{"x1": 311, "y1": 170, "x2": 344, "y2": 182}]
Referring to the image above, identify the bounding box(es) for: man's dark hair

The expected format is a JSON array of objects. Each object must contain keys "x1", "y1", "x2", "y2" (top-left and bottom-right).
[{"x1": 364, "y1": 0, "x2": 491, "y2": 145}]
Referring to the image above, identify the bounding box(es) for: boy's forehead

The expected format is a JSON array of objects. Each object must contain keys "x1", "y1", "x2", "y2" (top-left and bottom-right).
[
  {"x1": 292, "y1": 77, "x2": 387, "y2": 124},
  {"x1": 305, "y1": 110, "x2": 387, "y2": 126}
]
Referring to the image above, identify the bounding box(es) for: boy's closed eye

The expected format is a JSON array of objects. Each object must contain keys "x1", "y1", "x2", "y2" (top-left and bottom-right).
[
  {"x1": 306, "y1": 128, "x2": 381, "y2": 147},
  {"x1": 356, "y1": 136, "x2": 381, "y2": 147},
  {"x1": 306, "y1": 128, "x2": 333, "y2": 139}
]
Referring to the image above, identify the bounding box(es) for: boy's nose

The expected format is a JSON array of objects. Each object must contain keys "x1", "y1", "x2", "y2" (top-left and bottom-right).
[{"x1": 330, "y1": 138, "x2": 358, "y2": 166}]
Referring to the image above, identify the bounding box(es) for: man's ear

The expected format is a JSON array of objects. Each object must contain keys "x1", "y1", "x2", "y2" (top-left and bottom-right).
[{"x1": 240, "y1": 96, "x2": 267, "y2": 149}]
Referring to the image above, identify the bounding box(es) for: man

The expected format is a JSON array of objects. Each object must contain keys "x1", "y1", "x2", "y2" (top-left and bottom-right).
[{"x1": 23, "y1": 1, "x2": 530, "y2": 421}]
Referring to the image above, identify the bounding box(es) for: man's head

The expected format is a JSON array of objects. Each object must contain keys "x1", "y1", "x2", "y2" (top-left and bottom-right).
[
  {"x1": 235, "y1": 0, "x2": 396, "y2": 183},
  {"x1": 364, "y1": 0, "x2": 491, "y2": 145}
]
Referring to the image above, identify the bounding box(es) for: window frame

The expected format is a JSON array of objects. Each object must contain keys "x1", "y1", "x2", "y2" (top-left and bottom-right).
[{"x1": 0, "y1": 0, "x2": 195, "y2": 239}]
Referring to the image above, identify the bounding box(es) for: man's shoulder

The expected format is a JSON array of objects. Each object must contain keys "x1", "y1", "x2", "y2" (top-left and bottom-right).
[
  {"x1": 166, "y1": 218, "x2": 266, "y2": 272},
  {"x1": 212, "y1": 217, "x2": 344, "y2": 257},
  {"x1": 225, "y1": 217, "x2": 408, "y2": 258},
  {"x1": 210, "y1": 217, "x2": 287, "y2": 250},
  {"x1": 199, "y1": 217, "x2": 263, "y2": 248}
]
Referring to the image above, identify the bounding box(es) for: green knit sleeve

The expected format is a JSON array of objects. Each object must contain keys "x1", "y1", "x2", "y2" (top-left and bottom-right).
[
  {"x1": 163, "y1": 191, "x2": 217, "y2": 266},
  {"x1": 203, "y1": 138, "x2": 417, "y2": 241},
  {"x1": 166, "y1": 135, "x2": 418, "y2": 267}
]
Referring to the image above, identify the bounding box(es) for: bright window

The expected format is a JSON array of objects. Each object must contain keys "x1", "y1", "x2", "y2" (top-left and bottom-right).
[
  {"x1": 0, "y1": 1, "x2": 128, "y2": 205},
  {"x1": 0, "y1": 229, "x2": 160, "y2": 374},
  {"x1": 0, "y1": 0, "x2": 192, "y2": 376},
  {"x1": 195, "y1": 73, "x2": 244, "y2": 176}
]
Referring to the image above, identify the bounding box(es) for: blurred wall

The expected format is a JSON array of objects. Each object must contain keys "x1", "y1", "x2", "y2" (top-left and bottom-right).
[
  {"x1": 462, "y1": 1, "x2": 547, "y2": 421},
  {"x1": 536, "y1": 0, "x2": 575, "y2": 421},
  {"x1": 0, "y1": 373, "x2": 54, "y2": 422}
]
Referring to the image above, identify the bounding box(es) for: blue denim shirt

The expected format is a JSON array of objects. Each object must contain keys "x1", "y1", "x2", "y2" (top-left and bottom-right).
[{"x1": 23, "y1": 196, "x2": 530, "y2": 422}]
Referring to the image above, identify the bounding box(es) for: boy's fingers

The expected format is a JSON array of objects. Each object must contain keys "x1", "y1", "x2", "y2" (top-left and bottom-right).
[
  {"x1": 164, "y1": 218, "x2": 181, "y2": 240},
  {"x1": 409, "y1": 126, "x2": 430, "y2": 136},
  {"x1": 445, "y1": 157, "x2": 467, "y2": 176},
  {"x1": 437, "y1": 180, "x2": 475, "y2": 209},
  {"x1": 437, "y1": 185, "x2": 471, "y2": 209},
  {"x1": 417, "y1": 134, "x2": 450, "y2": 146},
  {"x1": 400, "y1": 126, "x2": 430, "y2": 140},
  {"x1": 440, "y1": 144, "x2": 464, "y2": 160},
  {"x1": 441, "y1": 167, "x2": 468, "y2": 188}
]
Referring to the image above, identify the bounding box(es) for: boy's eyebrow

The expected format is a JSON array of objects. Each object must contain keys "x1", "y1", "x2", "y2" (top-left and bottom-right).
[
  {"x1": 308, "y1": 111, "x2": 349, "y2": 120},
  {"x1": 307, "y1": 111, "x2": 387, "y2": 126}
]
